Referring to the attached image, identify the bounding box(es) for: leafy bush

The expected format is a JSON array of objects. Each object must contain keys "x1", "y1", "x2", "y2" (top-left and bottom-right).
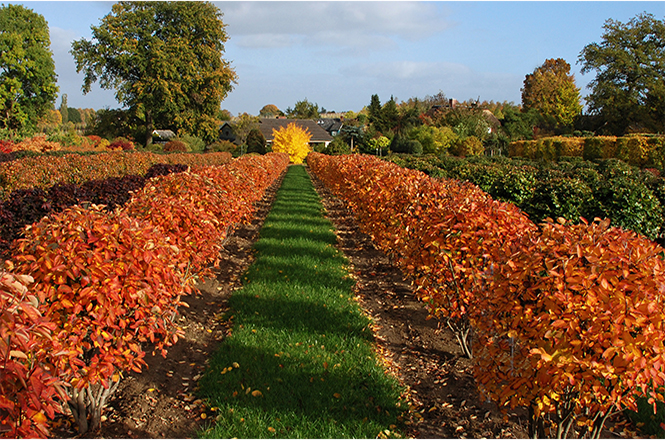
[
  {"x1": 492, "y1": 166, "x2": 538, "y2": 205},
  {"x1": 163, "y1": 139, "x2": 189, "y2": 152},
  {"x1": 14, "y1": 135, "x2": 60, "y2": 153},
  {"x1": 0, "y1": 271, "x2": 65, "y2": 438},
  {"x1": 595, "y1": 175, "x2": 662, "y2": 240},
  {"x1": 524, "y1": 175, "x2": 594, "y2": 224},
  {"x1": 450, "y1": 136, "x2": 484, "y2": 157},
  {"x1": 389, "y1": 136, "x2": 423, "y2": 155},
  {"x1": 10, "y1": 205, "x2": 186, "y2": 434},
  {"x1": 206, "y1": 140, "x2": 238, "y2": 155},
  {"x1": 144, "y1": 163, "x2": 189, "y2": 180},
  {"x1": 178, "y1": 134, "x2": 205, "y2": 153},
  {"x1": 108, "y1": 137, "x2": 135, "y2": 151},
  {"x1": 409, "y1": 125, "x2": 456, "y2": 155},
  {"x1": 583, "y1": 136, "x2": 617, "y2": 160},
  {"x1": 85, "y1": 135, "x2": 110, "y2": 150},
  {"x1": 320, "y1": 136, "x2": 351, "y2": 155},
  {"x1": 246, "y1": 128, "x2": 266, "y2": 154},
  {"x1": 616, "y1": 136, "x2": 650, "y2": 167},
  {"x1": 0, "y1": 139, "x2": 15, "y2": 153}
]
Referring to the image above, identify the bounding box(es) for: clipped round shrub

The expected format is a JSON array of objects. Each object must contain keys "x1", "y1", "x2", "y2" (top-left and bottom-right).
[
  {"x1": 178, "y1": 134, "x2": 205, "y2": 153},
  {"x1": 390, "y1": 136, "x2": 423, "y2": 155},
  {"x1": 163, "y1": 140, "x2": 189, "y2": 152},
  {"x1": 246, "y1": 128, "x2": 266, "y2": 155},
  {"x1": 108, "y1": 137, "x2": 135, "y2": 151}
]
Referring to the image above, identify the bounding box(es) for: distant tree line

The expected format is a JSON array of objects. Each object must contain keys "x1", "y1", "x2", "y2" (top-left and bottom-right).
[{"x1": 0, "y1": 3, "x2": 662, "y2": 153}]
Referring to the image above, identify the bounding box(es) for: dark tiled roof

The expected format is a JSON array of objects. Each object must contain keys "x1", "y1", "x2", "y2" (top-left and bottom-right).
[
  {"x1": 258, "y1": 118, "x2": 333, "y2": 142},
  {"x1": 317, "y1": 118, "x2": 343, "y2": 133}
]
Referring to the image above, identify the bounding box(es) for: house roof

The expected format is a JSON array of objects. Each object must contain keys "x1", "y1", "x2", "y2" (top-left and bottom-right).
[
  {"x1": 317, "y1": 118, "x2": 343, "y2": 134},
  {"x1": 152, "y1": 129, "x2": 176, "y2": 139},
  {"x1": 258, "y1": 118, "x2": 333, "y2": 143}
]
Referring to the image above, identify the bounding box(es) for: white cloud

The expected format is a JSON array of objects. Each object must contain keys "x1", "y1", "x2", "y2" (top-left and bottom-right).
[
  {"x1": 343, "y1": 60, "x2": 472, "y2": 82},
  {"x1": 235, "y1": 33, "x2": 297, "y2": 49},
  {"x1": 220, "y1": 1, "x2": 452, "y2": 51}
]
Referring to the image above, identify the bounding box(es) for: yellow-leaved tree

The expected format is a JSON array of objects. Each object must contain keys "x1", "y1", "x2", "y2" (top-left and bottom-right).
[{"x1": 272, "y1": 122, "x2": 312, "y2": 164}]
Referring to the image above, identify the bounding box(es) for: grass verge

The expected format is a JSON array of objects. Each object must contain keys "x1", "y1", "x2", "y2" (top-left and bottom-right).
[{"x1": 197, "y1": 165, "x2": 406, "y2": 438}]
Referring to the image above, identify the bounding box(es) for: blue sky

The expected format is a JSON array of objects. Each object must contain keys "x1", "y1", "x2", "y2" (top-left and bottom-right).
[{"x1": 8, "y1": 1, "x2": 665, "y2": 115}]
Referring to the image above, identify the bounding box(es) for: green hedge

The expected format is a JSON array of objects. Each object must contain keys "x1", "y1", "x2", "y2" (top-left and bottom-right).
[
  {"x1": 508, "y1": 135, "x2": 665, "y2": 169},
  {"x1": 385, "y1": 154, "x2": 665, "y2": 243}
]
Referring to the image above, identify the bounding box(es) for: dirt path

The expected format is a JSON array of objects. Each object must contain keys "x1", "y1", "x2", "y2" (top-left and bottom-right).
[{"x1": 52, "y1": 164, "x2": 533, "y2": 438}]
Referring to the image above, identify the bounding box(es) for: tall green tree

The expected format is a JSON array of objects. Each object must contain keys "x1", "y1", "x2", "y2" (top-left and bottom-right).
[
  {"x1": 71, "y1": 1, "x2": 237, "y2": 145},
  {"x1": 0, "y1": 4, "x2": 58, "y2": 133},
  {"x1": 521, "y1": 58, "x2": 582, "y2": 131},
  {"x1": 59, "y1": 94, "x2": 69, "y2": 124},
  {"x1": 367, "y1": 94, "x2": 383, "y2": 130},
  {"x1": 579, "y1": 12, "x2": 665, "y2": 134},
  {"x1": 286, "y1": 99, "x2": 320, "y2": 119},
  {"x1": 381, "y1": 96, "x2": 399, "y2": 134}
]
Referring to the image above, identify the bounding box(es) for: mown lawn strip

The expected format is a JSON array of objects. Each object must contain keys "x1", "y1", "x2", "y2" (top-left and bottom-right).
[{"x1": 197, "y1": 165, "x2": 406, "y2": 439}]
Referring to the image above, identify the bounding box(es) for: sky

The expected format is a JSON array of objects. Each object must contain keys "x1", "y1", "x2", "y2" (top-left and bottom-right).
[{"x1": 7, "y1": 1, "x2": 665, "y2": 116}]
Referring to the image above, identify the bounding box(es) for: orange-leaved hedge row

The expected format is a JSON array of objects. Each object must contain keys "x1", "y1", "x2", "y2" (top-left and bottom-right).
[
  {"x1": 307, "y1": 152, "x2": 665, "y2": 438},
  {"x1": 124, "y1": 153, "x2": 289, "y2": 278},
  {"x1": 0, "y1": 151, "x2": 233, "y2": 201},
  {"x1": 0, "y1": 152, "x2": 289, "y2": 437}
]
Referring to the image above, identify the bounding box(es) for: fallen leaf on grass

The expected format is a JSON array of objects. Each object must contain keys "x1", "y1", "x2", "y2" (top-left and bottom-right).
[{"x1": 251, "y1": 390, "x2": 263, "y2": 397}]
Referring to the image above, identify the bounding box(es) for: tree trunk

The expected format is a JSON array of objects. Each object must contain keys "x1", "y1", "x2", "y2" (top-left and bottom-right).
[{"x1": 145, "y1": 109, "x2": 153, "y2": 146}]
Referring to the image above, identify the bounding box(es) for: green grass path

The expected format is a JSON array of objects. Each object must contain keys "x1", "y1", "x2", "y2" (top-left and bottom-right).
[{"x1": 197, "y1": 165, "x2": 406, "y2": 438}]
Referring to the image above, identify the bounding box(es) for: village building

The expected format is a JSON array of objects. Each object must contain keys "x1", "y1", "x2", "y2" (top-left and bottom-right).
[
  {"x1": 218, "y1": 121, "x2": 237, "y2": 143},
  {"x1": 317, "y1": 118, "x2": 343, "y2": 137},
  {"x1": 152, "y1": 129, "x2": 176, "y2": 144},
  {"x1": 257, "y1": 118, "x2": 333, "y2": 149}
]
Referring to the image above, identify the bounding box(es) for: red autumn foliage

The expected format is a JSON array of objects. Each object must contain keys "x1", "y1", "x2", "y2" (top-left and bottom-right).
[
  {"x1": 124, "y1": 153, "x2": 290, "y2": 279},
  {"x1": 107, "y1": 137, "x2": 135, "y2": 151},
  {"x1": 0, "y1": 151, "x2": 232, "y2": 201},
  {"x1": 0, "y1": 271, "x2": 65, "y2": 439},
  {"x1": 0, "y1": 152, "x2": 288, "y2": 436},
  {"x1": 0, "y1": 140, "x2": 14, "y2": 154},
  {"x1": 476, "y1": 217, "x2": 665, "y2": 437},
  {"x1": 8, "y1": 206, "x2": 186, "y2": 434},
  {"x1": 308, "y1": 152, "x2": 665, "y2": 438}
]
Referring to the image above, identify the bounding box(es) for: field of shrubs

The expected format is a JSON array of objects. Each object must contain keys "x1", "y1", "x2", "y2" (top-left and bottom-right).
[
  {"x1": 2, "y1": 132, "x2": 665, "y2": 438},
  {"x1": 309, "y1": 152, "x2": 665, "y2": 438},
  {"x1": 0, "y1": 140, "x2": 289, "y2": 437}
]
